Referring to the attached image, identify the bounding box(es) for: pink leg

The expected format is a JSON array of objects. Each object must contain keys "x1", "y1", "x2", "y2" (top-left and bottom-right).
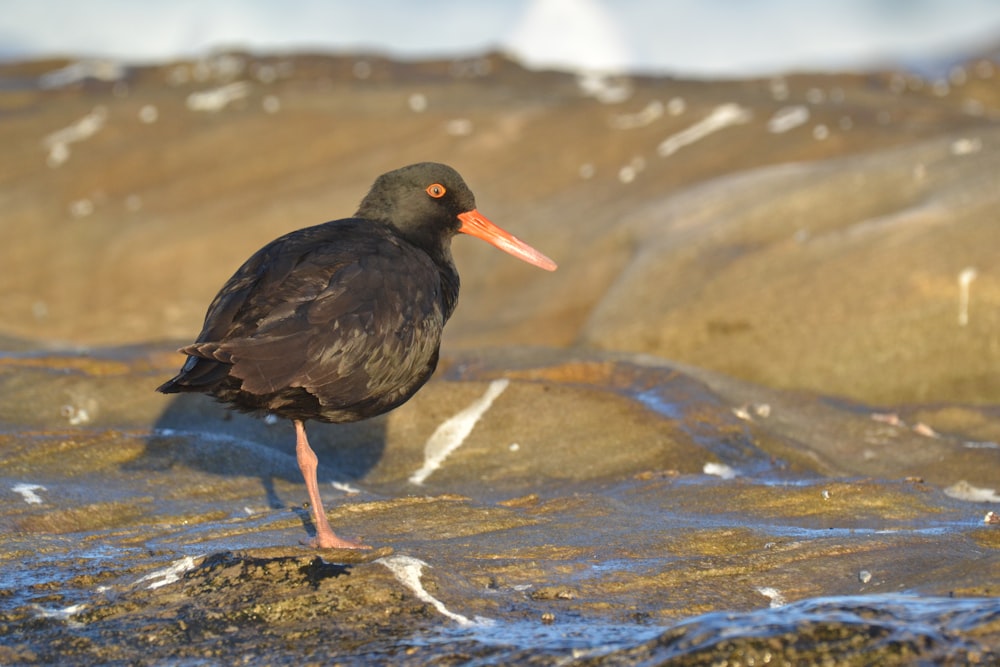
[{"x1": 294, "y1": 419, "x2": 369, "y2": 549}]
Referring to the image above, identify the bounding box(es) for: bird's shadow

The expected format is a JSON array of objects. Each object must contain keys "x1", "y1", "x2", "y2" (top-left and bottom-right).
[{"x1": 128, "y1": 393, "x2": 386, "y2": 538}]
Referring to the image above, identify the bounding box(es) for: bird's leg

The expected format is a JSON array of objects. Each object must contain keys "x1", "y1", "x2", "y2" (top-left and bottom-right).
[{"x1": 294, "y1": 419, "x2": 370, "y2": 549}]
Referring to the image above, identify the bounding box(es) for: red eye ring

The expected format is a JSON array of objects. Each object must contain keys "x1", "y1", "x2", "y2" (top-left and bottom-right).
[{"x1": 426, "y1": 183, "x2": 446, "y2": 198}]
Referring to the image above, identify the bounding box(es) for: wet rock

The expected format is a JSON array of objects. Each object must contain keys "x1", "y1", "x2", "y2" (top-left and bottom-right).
[
  {"x1": 3, "y1": 50, "x2": 1000, "y2": 664},
  {"x1": 2, "y1": 52, "x2": 999, "y2": 405},
  {"x1": 578, "y1": 596, "x2": 1000, "y2": 666},
  {"x1": 2, "y1": 345, "x2": 999, "y2": 664}
]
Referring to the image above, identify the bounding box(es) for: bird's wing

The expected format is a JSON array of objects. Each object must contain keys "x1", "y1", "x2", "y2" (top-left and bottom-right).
[
  {"x1": 159, "y1": 230, "x2": 313, "y2": 394},
  {"x1": 185, "y1": 232, "x2": 446, "y2": 408},
  {"x1": 192, "y1": 227, "x2": 322, "y2": 344}
]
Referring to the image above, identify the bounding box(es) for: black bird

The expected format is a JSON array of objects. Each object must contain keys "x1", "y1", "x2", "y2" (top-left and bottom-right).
[{"x1": 157, "y1": 162, "x2": 556, "y2": 548}]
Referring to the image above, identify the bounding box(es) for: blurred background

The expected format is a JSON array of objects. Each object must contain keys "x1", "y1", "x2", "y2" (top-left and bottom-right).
[
  {"x1": 2, "y1": 0, "x2": 999, "y2": 406},
  {"x1": 4, "y1": 0, "x2": 1000, "y2": 76}
]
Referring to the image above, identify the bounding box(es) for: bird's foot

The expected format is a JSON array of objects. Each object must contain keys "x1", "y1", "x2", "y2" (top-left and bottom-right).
[{"x1": 303, "y1": 533, "x2": 372, "y2": 550}]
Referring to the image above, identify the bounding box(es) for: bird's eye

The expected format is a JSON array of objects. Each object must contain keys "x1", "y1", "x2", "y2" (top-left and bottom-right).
[{"x1": 426, "y1": 183, "x2": 446, "y2": 198}]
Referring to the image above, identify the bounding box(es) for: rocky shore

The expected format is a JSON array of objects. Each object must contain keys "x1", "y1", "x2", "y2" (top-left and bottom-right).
[{"x1": 1, "y1": 50, "x2": 998, "y2": 664}]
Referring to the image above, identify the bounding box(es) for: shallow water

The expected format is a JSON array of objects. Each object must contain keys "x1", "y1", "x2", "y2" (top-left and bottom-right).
[
  {"x1": 409, "y1": 620, "x2": 667, "y2": 663},
  {"x1": 1, "y1": 347, "x2": 997, "y2": 664},
  {"x1": 402, "y1": 594, "x2": 1000, "y2": 665}
]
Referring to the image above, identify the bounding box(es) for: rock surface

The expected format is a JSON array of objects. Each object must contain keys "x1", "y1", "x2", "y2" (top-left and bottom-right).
[{"x1": 1, "y1": 51, "x2": 999, "y2": 664}]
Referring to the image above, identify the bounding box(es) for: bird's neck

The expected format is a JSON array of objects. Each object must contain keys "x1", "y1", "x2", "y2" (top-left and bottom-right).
[
  {"x1": 384, "y1": 218, "x2": 462, "y2": 321},
  {"x1": 435, "y1": 250, "x2": 461, "y2": 322}
]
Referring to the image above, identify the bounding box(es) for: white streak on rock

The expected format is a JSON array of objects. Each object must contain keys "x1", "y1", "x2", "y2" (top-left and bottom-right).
[
  {"x1": 618, "y1": 156, "x2": 645, "y2": 183},
  {"x1": 186, "y1": 81, "x2": 251, "y2": 112},
  {"x1": 331, "y1": 481, "x2": 361, "y2": 495},
  {"x1": 610, "y1": 100, "x2": 663, "y2": 129},
  {"x1": 951, "y1": 137, "x2": 982, "y2": 155},
  {"x1": 666, "y1": 97, "x2": 686, "y2": 116},
  {"x1": 958, "y1": 267, "x2": 977, "y2": 326},
  {"x1": 767, "y1": 105, "x2": 809, "y2": 133},
  {"x1": 138, "y1": 104, "x2": 159, "y2": 124},
  {"x1": 32, "y1": 603, "x2": 87, "y2": 620},
  {"x1": 377, "y1": 555, "x2": 473, "y2": 625},
  {"x1": 657, "y1": 103, "x2": 751, "y2": 157},
  {"x1": 944, "y1": 481, "x2": 1000, "y2": 503},
  {"x1": 409, "y1": 379, "x2": 509, "y2": 485},
  {"x1": 577, "y1": 72, "x2": 632, "y2": 103},
  {"x1": 43, "y1": 106, "x2": 108, "y2": 166},
  {"x1": 43, "y1": 107, "x2": 107, "y2": 146},
  {"x1": 703, "y1": 462, "x2": 736, "y2": 479},
  {"x1": 445, "y1": 118, "x2": 473, "y2": 136},
  {"x1": 408, "y1": 93, "x2": 428, "y2": 112},
  {"x1": 262, "y1": 95, "x2": 281, "y2": 113},
  {"x1": 13, "y1": 483, "x2": 47, "y2": 504},
  {"x1": 756, "y1": 586, "x2": 786, "y2": 608},
  {"x1": 135, "y1": 556, "x2": 199, "y2": 590},
  {"x1": 964, "y1": 441, "x2": 998, "y2": 449},
  {"x1": 40, "y1": 60, "x2": 124, "y2": 88}
]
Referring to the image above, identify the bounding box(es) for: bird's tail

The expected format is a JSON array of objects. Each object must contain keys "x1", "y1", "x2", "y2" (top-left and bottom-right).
[{"x1": 156, "y1": 351, "x2": 231, "y2": 393}]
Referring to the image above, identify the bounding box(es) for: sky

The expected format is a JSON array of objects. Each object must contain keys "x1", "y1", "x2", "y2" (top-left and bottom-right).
[{"x1": 3, "y1": 0, "x2": 1000, "y2": 77}]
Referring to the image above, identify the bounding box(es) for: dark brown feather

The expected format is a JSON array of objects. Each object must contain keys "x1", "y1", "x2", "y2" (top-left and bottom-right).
[{"x1": 158, "y1": 217, "x2": 455, "y2": 423}]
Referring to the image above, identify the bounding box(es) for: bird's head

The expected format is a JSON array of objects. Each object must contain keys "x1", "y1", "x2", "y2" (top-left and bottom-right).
[{"x1": 357, "y1": 162, "x2": 556, "y2": 271}]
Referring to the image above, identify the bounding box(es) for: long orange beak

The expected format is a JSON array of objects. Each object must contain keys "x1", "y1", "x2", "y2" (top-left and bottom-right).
[{"x1": 457, "y1": 209, "x2": 557, "y2": 271}]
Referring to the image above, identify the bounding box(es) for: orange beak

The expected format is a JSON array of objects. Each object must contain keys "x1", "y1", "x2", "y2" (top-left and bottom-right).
[{"x1": 457, "y1": 209, "x2": 557, "y2": 271}]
